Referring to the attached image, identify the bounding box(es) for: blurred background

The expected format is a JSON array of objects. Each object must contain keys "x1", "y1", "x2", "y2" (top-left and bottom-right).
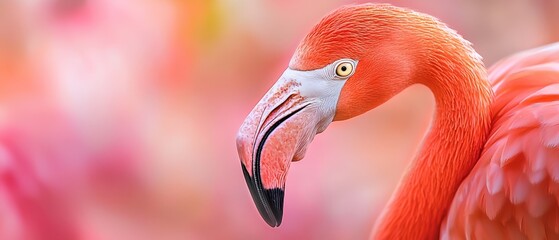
[{"x1": 0, "y1": 0, "x2": 557, "y2": 239}]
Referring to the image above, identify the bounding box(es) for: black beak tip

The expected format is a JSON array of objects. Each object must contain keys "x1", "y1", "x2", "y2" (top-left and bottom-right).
[{"x1": 242, "y1": 164, "x2": 285, "y2": 227}]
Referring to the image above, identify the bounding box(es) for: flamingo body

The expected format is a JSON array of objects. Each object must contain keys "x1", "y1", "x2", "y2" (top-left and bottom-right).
[
  {"x1": 442, "y1": 43, "x2": 559, "y2": 239},
  {"x1": 236, "y1": 4, "x2": 559, "y2": 239}
]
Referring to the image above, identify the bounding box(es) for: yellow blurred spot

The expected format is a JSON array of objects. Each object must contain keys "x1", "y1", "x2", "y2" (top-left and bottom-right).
[{"x1": 175, "y1": 0, "x2": 226, "y2": 49}]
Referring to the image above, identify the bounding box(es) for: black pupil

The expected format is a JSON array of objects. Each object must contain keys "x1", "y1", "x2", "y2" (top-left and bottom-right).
[{"x1": 341, "y1": 66, "x2": 347, "y2": 72}]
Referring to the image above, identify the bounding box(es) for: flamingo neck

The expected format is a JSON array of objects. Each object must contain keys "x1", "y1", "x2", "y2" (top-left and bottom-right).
[{"x1": 371, "y1": 30, "x2": 494, "y2": 239}]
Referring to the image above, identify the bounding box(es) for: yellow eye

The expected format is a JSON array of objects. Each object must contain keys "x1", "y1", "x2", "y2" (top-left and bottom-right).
[{"x1": 335, "y1": 61, "x2": 354, "y2": 78}]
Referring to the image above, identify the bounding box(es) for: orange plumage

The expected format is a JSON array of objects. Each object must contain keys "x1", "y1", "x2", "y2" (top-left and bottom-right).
[
  {"x1": 442, "y1": 44, "x2": 559, "y2": 239},
  {"x1": 236, "y1": 3, "x2": 559, "y2": 239}
]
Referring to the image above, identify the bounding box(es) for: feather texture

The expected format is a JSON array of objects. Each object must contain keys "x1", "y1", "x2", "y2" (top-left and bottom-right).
[{"x1": 441, "y1": 43, "x2": 559, "y2": 239}]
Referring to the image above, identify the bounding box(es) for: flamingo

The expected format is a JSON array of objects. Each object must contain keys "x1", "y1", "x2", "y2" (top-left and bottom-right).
[{"x1": 236, "y1": 3, "x2": 559, "y2": 239}]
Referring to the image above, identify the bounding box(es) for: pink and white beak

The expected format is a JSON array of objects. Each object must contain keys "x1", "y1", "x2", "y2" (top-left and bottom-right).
[{"x1": 236, "y1": 61, "x2": 354, "y2": 227}]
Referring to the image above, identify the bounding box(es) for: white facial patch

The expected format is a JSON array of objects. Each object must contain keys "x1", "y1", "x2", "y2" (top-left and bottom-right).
[{"x1": 278, "y1": 59, "x2": 357, "y2": 133}]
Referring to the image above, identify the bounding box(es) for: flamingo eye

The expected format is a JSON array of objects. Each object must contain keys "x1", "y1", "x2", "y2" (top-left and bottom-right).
[{"x1": 334, "y1": 61, "x2": 354, "y2": 78}]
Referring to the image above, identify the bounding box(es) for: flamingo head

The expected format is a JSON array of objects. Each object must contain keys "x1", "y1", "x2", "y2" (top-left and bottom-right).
[{"x1": 237, "y1": 4, "x2": 414, "y2": 227}]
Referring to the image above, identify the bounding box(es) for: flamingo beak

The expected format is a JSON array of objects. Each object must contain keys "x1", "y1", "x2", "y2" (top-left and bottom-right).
[
  {"x1": 236, "y1": 82, "x2": 312, "y2": 227},
  {"x1": 237, "y1": 67, "x2": 347, "y2": 227}
]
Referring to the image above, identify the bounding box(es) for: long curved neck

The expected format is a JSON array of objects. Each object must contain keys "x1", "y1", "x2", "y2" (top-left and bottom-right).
[{"x1": 371, "y1": 23, "x2": 494, "y2": 239}]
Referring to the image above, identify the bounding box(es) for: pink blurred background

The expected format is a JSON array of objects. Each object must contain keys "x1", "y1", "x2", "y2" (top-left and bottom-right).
[{"x1": 0, "y1": 0, "x2": 557, "y2": 239}]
